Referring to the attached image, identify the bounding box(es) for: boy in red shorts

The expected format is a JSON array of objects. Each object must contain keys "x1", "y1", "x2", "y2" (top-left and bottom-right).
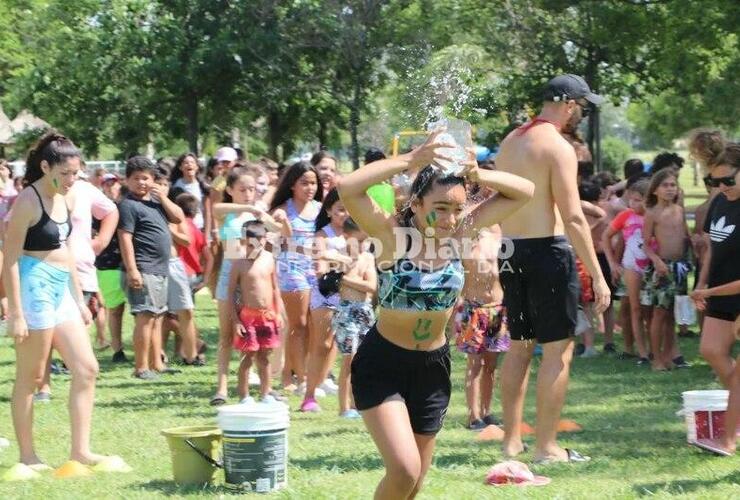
[{"x1": 227, "y1": 220, "x2": 283, "y2": 403}]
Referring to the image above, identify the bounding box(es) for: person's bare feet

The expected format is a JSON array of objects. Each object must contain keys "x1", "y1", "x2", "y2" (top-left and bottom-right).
[
  {"x1": 533, "y1": 446, "x2": 569, "y2": 464},
  {"x1": 20, "y1": 454, "x2": 45, "y2": 467},
  {"x1": 71, "y1": 452, "x2": 108, "y2": 466},
  {"x1": 502, "y1": 439, "x2": 526, "y2": 458}
]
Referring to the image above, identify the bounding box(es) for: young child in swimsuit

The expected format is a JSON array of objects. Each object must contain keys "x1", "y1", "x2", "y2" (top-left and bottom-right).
[
  {"x1": 228, "y1": 220, "x2": 284, "y2": 402},
  {"x1": 454, "y1": 223, "x2": 509, "y2": 429},
  {"x1": 602, "y1": 179, "x2": 652, "y2": 364},
  {"x1": 643, "y1": 168, "x2": 691, "y2": 371},
  {"x1": 332, "y1": 218, "x2": 377, "y2": 418}
]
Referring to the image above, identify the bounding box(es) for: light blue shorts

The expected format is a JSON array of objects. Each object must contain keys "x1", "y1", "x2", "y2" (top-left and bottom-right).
[
  {"x1": 20, "y1": 255, "x2": 80, "y2": 330},
  {"x1": 277, "y1": 253, "x2": 316, "y2": 293},
  {"x1": 216, "y1": 259, "x2": 237, "y2": 302}
]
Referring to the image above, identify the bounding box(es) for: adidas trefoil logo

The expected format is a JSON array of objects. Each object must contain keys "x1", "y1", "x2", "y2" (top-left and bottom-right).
[{"x1": 710, "y1": 216, "x2": 735, "y2": 242}]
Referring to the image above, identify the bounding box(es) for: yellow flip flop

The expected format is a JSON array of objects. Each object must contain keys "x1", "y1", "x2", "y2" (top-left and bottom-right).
[
  {"x1": 92, "y1": 456, "x2": 132, "y2": 473},
  {"x1": 53, "y1": 460, "x2": 92, "y2": 478},
  {"x1": 2, "y1": 463, "x2": 41, "y2": 481},
  {"x1": 28, "y1": 463, "x2": 53, "y2": 473}
]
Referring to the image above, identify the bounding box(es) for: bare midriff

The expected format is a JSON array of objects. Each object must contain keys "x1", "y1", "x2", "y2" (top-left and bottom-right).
[
  {"x1": 24, "y1": 247, "x2": 71, "y2": 271},
  {"x1": 376, "y1": 308, "x2": 453, "y2": 351}
]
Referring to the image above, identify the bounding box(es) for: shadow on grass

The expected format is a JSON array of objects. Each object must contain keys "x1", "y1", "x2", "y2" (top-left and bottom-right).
[
  {"x1": 302, "y1": 426, "x2": 366, "y2": 439},
  {"x1": 633, "y1": 469, "x2": 740, "y2": 496},
  {"x1": 291, "y1": 452, "x2": 382, "y2": 471},
  {"x1": 133, "y1": 479, "x2": 228, "y2": 497}
]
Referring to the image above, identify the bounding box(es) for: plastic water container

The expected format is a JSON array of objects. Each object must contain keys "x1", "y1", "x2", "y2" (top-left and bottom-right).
[
  {"x1": 217, "y1": 400, "x2": 290, "y2": 493},
  {"x1": 428, "y1": 118, "x2": 472, "y2": 176},
  {"x1": 681, "y1": 390, "x2": 728, "y2": 443}
]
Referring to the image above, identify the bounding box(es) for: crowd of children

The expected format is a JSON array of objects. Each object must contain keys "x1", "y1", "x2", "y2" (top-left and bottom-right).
[{"x1": 0, "y1": 121, "x2": 737, "y2": 476}]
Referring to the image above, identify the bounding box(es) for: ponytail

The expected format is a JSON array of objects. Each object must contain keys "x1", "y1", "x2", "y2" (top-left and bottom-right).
[{"x1": 25, "y1": 131, "x2": 81, "y2": 184}]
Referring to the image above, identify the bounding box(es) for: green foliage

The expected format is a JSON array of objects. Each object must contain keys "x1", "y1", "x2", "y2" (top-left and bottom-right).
[
  {"x1": 601, "y1": 136, "x2": 633, "y2": 175},
  {"x1": 0, "y1": 0, "x2": 738, "y2": 160}
]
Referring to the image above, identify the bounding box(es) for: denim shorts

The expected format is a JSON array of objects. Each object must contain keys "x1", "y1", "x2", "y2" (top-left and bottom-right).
[{"x1": 19, "y1": 255, "x2": 81, "y2": 330}]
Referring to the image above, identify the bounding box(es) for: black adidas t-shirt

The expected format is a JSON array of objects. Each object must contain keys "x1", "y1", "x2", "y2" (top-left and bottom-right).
[{"x1": 703, "y1": 193, "x2": 740, "y2": 314}]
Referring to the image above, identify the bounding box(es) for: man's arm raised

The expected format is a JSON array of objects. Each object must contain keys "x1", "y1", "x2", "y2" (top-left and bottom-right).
[{"x1": 550, "y1": 141, "x2": 611, "y2": 314}]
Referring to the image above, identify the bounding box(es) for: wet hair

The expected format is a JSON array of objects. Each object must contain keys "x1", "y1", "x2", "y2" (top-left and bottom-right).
[
  {"x1": 243, "y1": 220, "x2": 267, "y2": 239},
  {"x1": 222, "y1": 167, "x2": 254, "y2": 203},
  {"x1": 25, "y1": 132, "x2": 81, "y2": 184},
  {"x1": 688, "y1": 129, "x2": 725, "y2": 169},
  {"x1": 310, "y1": 150, "x2": 337, "y2": 167},
  {"x1": 269, "y1": 161, "x2": 323, "y2": 211},
  {"x1": 650, "y1": 152, "x2": 684, "y2": 174},
  {"x1": 398, "y1": 166, "x2": 466, "y2": 227},
  {"x1": 343, "y1": 217, "x2": 361, "y2": 233},
  {"x1": 646, "y1": 168, "x2": 678, "y2": 208},
  {"x1": 175, "y1": 192, "x2": 200, "y2": 218},
  {"x1": 577, "y1": 161, "x2": 594, "y2": 180},
  {"x1": 578, "y1": 181, "x2": 601, "y2": 203},
  {"x1": 315, "y1": 188, "x2": 340, "y2": 232},
  {"x1": 125, "y1": 155, "x2": 156, "y2": 178},
  {"x1": 364, "y1": 147, "x2": 386, "y2": 164},
  {"x1": 628, "y1": 178, "x2": 650, "y2": 198},
  {"x1": 623, "y1": 159, "x2": 644, "y2": 180}
]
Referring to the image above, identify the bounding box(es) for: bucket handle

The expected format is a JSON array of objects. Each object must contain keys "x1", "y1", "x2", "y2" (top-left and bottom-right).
[{"x1": 184, "y1": 438, "x2": 223, "y2": 469}]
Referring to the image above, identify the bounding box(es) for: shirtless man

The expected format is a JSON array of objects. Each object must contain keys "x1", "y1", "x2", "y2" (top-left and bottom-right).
[{"x1": 495, "y1": 74, "x2": 610, "y2": 463}]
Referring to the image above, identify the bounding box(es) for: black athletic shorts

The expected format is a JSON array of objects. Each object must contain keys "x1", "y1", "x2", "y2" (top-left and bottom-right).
[
  {"x1": 597, "y1": 252, "x2": 616, "y2": 296},
  {"x1": 499, "y1": 236, "x2": 579, "y2": 343},
  {"x1": 351, "y1": 325, "x2": 451, "y2": 435}
]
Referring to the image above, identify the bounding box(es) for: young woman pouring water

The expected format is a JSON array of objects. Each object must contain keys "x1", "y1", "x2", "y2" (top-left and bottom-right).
[{"x1": 337, "y1": 130, "x2": 534, "y2": 498}]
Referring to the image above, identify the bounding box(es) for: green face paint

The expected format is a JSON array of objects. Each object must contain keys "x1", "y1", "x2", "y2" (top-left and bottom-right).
[
  {"x1": 425, "y1": 211, "x2": 437, "y2": 228},
  {"x1": 52, "y1": 178, "x2": 59, "y2": 189},
  {"x1": 412, "y1": 318, "x2": 432, "y2": 342}
]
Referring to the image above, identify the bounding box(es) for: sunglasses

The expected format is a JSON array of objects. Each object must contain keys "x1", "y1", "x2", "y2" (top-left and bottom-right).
[
  {"x1": 707, "y1": 174, "x2": 737, "y2": 188},
  {"x1": 575, "y1": 100, "x2": 592, "y2": 118}
]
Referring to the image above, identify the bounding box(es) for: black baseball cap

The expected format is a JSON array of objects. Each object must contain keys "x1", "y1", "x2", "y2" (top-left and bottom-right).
[{"x1": 543, "y1": 74, "x2": 604, "y2": 105}]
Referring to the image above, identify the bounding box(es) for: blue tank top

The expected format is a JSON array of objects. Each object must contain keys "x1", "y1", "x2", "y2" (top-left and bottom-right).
[
  {"x1": 219, "y1": 212, "x2": 255, "y2": 241},
  {"x1": 281, "y1": 199, "x2": 320, "y2": 258},
  {"x1": 378, "y1": 257, "x2": 464, "y2": 311}
]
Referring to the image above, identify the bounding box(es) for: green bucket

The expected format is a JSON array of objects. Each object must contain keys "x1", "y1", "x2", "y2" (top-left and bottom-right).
[{"x1": 161, "y1": 425, "x2": 223, "y2": 485}]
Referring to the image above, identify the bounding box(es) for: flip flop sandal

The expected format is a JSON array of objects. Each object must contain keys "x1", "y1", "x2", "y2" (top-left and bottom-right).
[
  {"x1": 210, "y1": 394, "x2": 227, "y2": 406},
  {"x1": 533, "y1": 448, "x2": 590, "y2": 465}
]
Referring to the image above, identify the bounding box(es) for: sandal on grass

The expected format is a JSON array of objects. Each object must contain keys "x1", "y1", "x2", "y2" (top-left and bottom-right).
[
  {"x1": 533, "y1": 448, "x2": 590, "y2": 465},
  {"x1": 210, "y1": 394, "x2": 227, "y2": 406}
]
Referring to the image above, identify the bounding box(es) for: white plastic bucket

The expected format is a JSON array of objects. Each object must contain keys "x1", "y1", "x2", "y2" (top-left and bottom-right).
[
  {"x1": 681, "y1": 390, "x2": 728, "y2": 443},
  {"x1": 217, "y1": 400, "x2": 290, "y2": 493}
]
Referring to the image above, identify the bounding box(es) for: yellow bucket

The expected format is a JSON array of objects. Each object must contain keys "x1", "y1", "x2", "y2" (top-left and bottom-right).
[{"x1": 161, "y1": 426, "x2": 223, "y2": 485}]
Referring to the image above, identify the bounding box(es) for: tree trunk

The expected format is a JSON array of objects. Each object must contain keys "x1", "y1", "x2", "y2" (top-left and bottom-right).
[
  {"x1": 318, "y1": 119, "x2": 328, "y2": 150},
  {"x1": 349, "y1": 77, "x2": 362, "y2": 170},
  {"x1": 584, "y1": 54, "x2": 600, "y2": 170},
  {"x1": 267, "y1": 110, "x2": 281, "y2": 161},
  {"x1": 184, "y1": 92, "x2": 199, "y2": 154}
]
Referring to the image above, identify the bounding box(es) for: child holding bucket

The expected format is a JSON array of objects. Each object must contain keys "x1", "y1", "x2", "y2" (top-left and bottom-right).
[
  {"x1": 228, "y1": 220, "x2": 284, "y2": 402},
  {"x1": 331, "y1": 218, "x2": 377, "y2": 418}
]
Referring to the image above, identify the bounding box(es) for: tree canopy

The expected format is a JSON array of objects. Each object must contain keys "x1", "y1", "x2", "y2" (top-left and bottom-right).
[{"x1": 0, "y1": 0, "x2": 736, "y2": 162}]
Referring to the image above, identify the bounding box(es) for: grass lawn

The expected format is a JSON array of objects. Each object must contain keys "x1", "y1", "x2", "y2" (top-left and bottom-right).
[{"x1": 0, "y1": 293, "x2": 737, "y2": 499}]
